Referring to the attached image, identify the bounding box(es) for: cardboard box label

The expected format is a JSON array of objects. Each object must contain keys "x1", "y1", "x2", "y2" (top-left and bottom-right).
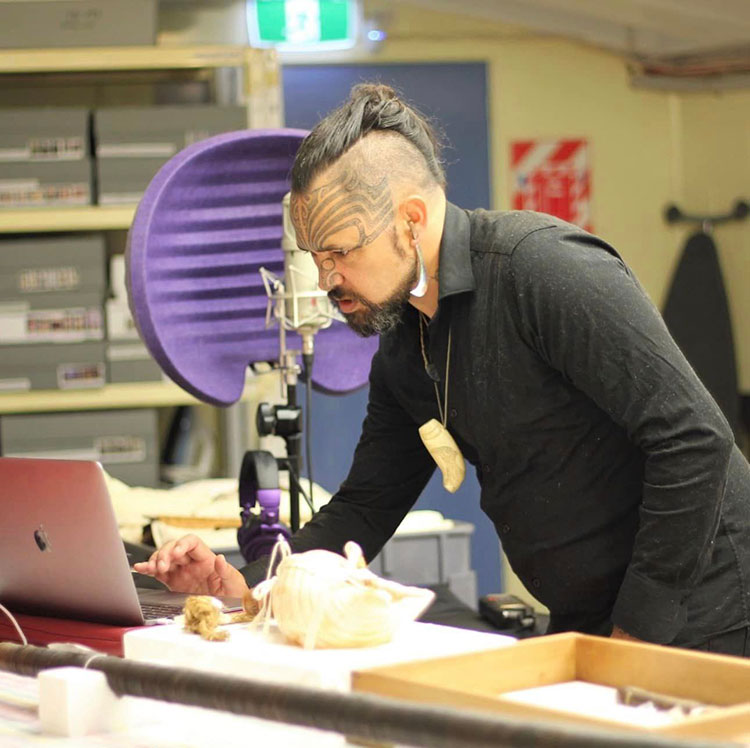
[
  {"x1": 0, "y1": 377, "x2": 31, "y2": 392},
  {"x1": 98, "y1": 142, "x2": 176, "y2": 158},
  {"x1": 7, "y1": 437, "x2": 147, "y2": 465},
  {"x1": 106, "y1": 343, "x2": 150, "y2": 361},
  {"x1": 0, "y1": 179, "x2": 88, "y2": 207},
  {"x1": 95, "y1": 435, "x2": 147, "y2": 464},
  {"x1": 0, "y1": 137, "x2": 85, "y2": 162},
  {"x1": 56, "y1": 361, "x2": 105, "y2": 389},
  {"x1": 18, "y1": 266, "x2": 81, "y2": 293},
  {"x1": 105, "y1": 301, "x2": 140, "y2": 341},
  {"x1": 98, "y1": 192, "x2": 145, "y2": 206},
  {"x1": 0, "y1": 305, "x2": 103, "y2": 344}
]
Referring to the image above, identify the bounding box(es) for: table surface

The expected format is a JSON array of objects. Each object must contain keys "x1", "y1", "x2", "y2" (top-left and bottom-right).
[
  {"x1": 0, "y1": 668, "x2": 342, "y2": 747},
  {"x1": 0, "y1": 621, "x2": 513, "y2": 745}
]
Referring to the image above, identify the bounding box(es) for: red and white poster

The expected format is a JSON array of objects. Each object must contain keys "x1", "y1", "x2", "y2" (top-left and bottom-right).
[{"x1": 510, "y1": 139, "x2": 592, "y2": 231}]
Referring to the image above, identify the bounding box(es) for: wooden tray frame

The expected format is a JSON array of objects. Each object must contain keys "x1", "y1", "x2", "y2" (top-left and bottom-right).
[{"x1": 352, "y1": 633, "x2": 750, "y2": 742}]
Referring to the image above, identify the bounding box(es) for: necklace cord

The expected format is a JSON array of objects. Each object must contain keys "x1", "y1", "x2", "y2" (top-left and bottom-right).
[{"x1": 418, "y1": 314, "x2": 452, "y2": 428}]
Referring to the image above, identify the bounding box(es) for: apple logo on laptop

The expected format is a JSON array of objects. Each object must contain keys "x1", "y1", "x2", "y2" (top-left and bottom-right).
[{"x1": 33, "y1": 525, "x2": 52, "y2": 552}]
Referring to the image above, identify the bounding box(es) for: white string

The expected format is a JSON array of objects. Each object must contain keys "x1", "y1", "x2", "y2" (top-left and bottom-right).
[
  {"x1": 0, "y1": 603, "x2": 27, "y2": 646},
  {"x1": 251, "y1": 534, "x2": 292, "y2": 637}
]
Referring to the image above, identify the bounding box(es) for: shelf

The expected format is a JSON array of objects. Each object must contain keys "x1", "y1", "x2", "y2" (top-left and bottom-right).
[
  {"x1": 0, "y1": 382, "x2": 212, "y2": 414},
  {"x1": 0, "y1": 45, "x2": 250, "y2": 75},
  {"x1": 0, "y1": 206, "x2": 136, "y2": 234}
]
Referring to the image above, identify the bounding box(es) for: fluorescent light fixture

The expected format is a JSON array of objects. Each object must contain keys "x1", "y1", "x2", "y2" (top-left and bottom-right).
[{"x1": 247, "y1": 0, "x2": 359, "y2": 51}]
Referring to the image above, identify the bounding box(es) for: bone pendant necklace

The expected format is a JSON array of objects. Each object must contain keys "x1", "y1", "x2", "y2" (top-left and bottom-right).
[{"x1": 418, "y1": 313, "x2": 465, "y2": 492}]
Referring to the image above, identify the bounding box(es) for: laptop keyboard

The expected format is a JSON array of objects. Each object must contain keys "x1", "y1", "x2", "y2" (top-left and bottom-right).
[{"x1": 140, "y1": 602, "x2": 184, "y2": 620}]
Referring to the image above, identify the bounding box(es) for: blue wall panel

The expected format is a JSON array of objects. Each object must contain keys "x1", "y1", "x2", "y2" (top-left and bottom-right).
[{"x1": 283, "y1": 62, "x2": 501, "y2": 597}]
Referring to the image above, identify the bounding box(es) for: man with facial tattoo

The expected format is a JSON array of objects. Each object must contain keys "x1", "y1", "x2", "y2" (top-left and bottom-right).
[{"x1": 136, "y1": 84, "x2": 750, "y2": 656}]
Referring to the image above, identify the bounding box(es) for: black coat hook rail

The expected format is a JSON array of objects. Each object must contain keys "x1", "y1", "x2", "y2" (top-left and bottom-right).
[{"x1": 664, "y1": 199, "x2": 749, "y2": 226}]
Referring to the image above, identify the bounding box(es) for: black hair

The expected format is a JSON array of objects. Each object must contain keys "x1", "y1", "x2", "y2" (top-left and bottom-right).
[{"x1": 290, "y1": 83, "x2": 446, "y2": 193}]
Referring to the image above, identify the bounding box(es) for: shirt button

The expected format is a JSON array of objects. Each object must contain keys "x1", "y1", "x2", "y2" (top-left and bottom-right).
[
  {"x1": 532, "y1": 578, "x2": 541, "y2": 589},
  {"x1": 483, "y1": 464, "x2": 491, "y2": 474},
  {"x1": 501, "y1": 524, "x2": 510, "y2": 534},
  {"x1": 449, "y1": 408, "x2": 457, "y2": 419}
]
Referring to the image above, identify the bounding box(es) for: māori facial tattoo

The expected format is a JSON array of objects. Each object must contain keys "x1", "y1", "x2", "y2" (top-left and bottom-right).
[{"x1": 290, "y1": 170, "x2": 394, "y2": 254}]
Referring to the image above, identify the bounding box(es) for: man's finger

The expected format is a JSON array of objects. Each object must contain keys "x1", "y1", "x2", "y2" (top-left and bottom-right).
[{"x1": 215, "y1": 553, "x2": 226, "y2": 574}]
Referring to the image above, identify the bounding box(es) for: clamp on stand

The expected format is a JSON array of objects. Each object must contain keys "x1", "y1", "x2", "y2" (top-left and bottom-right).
[{"x1": 237, "y1": 339, "x2": 310, "y2": 563}]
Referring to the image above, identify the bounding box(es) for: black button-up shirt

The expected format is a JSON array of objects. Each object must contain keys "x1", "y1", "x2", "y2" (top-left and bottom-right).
[{"x1": 243, "y1": 202, "x2": 750, "y2": 647}]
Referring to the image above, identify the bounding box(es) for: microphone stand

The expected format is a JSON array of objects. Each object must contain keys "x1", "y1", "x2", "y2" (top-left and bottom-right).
[
  {"x1": 254, "y1": 324, "x2": 306, "y2": 533},
  {"x1": 251, "y1": 197, "x2": 337, "y2": 538}
]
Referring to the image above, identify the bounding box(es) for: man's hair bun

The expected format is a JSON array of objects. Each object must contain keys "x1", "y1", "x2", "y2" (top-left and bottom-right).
[{"x1": 291, "y1": 82, "x2": 445, "y2": 193}]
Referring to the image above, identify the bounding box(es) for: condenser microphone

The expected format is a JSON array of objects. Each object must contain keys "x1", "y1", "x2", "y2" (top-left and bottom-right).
[{"x1": 281, "y1": 192, "x2": 332, "y2": 355}]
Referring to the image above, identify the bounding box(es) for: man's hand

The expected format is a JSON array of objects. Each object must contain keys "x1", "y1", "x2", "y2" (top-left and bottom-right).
[
  {"x1": 611, "y1": 625, "x2": 644, "y2": 643},
  {"x1": 133, "y1": 534, "x2": 249, "y2": 598}
]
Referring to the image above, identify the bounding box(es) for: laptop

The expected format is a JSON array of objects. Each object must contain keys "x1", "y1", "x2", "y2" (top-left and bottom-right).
[{"x1": 0, "y1": 456, "x2": 242, "y2": 626}]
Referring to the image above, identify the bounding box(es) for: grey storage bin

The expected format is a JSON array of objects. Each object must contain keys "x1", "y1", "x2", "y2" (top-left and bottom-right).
[
  {"x1": 0, "y1": 108, "x2": 89, "y2": 163},
  {"x1": 94, "y1": 105, "x2": 247, "y2": 204},
  {"x1": 369, "y1": 521, "x2": 478, "y2": 609},
  {"x1": 0, "y1": 234, "x2": 105, "y2": 300},
  {"x1": 96, "y1": 157, "x2": 170, "y2": 205},
  {"x1": 0, "y1": 291, "x2": 104, "y2": 346},
  {"x1": 0, "y1": 0, "x2": 157, "y2": 49},
  {"x1": 106, "y1": 342, "x2": 164, "y2": 384},
  {"x1": 94, "y1": 105, "x2": 247, "y2": 157},
  {"x1": 0, "y1": 408, "x2": 159, "y2": 487},
  {"x1": 0, "y1": 159, "x2": 92, "y2": 207},
  {"x1": 0, "y1": 341, "x2": 105, "y2": 391}
]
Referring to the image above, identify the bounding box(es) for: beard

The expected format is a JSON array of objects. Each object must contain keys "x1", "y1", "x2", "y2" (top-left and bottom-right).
[{"x1": 329, "y1": 259, "x2": 418, "y2": 338}]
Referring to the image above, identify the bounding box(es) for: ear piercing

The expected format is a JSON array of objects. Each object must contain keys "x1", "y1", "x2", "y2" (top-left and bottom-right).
[{"x1": 408, "y1": 221, "x2": 428, "y2": 298}]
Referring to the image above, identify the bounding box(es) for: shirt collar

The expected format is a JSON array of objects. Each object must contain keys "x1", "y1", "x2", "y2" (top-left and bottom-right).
[{"x1": 438, "y1": 201, "x2": 476, "y2": 300}]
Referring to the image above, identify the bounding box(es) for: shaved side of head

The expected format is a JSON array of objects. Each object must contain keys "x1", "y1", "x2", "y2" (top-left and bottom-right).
[{"x1": 291, "y1": 132, "x2": 435, "y2": 254}]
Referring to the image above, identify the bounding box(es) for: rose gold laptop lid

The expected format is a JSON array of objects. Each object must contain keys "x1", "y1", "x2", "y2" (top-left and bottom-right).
[{"x1": 0, "y1": 457, "x2": 148, "y2": 626}]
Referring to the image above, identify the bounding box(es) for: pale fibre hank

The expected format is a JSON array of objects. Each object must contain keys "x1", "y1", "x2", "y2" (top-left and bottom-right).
[{"x1": 251, "y1": 540, "x2": 435, "y2": 649}]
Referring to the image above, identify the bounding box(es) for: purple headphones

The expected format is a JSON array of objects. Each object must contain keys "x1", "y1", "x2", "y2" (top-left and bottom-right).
[{"x1": 237, "y1": 450, "x2": 291, "y2": 562}]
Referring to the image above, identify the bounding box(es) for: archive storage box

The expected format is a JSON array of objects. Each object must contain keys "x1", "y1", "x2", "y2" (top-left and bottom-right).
[
  {"x1": 0, "y1": 108, "x2": 89, "y2": 163},
  {"x1": 94, "y1": 105, "x2": 247, "y2": 204},
  {"x1": 105, "y1": 254, "x2": 163, "y2": 383},
  {"x1": 106, "y1": 343, "x2": 165, "y2": 384},
  {"x1": 368, "y1": 521, "x2": 477, "y2": 609},
  {"x1": 0, "y1": 0, "x2": 157, "y2": 49},
  {"x1": 0, "y1": 159, "x2": 92, "y2": 207},
  {"x1": 0, "y1": 409, "x2": 159, "y2": 487},
  {"x1": 0, "y1": 291, "x2": 103, "y2": 346},
  {"x1": 0, "y1": 234, "x2": 105, "y2": 301},
  {"x1": 0, "y1": 342, "x2": 105, "y2": 392},
  {"x1": 0, "y1": 235, "x2": 106, "y2": 390},
  {"x1": 353, "y1": 632, "x2": 750, "y2": 744}
]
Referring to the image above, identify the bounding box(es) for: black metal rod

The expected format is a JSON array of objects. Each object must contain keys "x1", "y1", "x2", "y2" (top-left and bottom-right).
[
  {"x1": 0, "y1": 643, "x2": 731, "y2": 748},
  {"x1": 664, "y1": 200, "x2": 749, "y2": 226},
  {"x1": 285, "y1": 382, "x2": 301, "y2": 533}
]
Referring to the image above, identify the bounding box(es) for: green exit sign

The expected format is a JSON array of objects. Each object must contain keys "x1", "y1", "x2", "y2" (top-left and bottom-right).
[{"x1": 248, "y1": 0, "x2": 358, "y2": 50}]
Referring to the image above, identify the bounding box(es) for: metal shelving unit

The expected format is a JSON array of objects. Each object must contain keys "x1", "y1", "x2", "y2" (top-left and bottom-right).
[
  {"x1": 0, "y1": 206, "x2": 136, "y2": 233},
  {"x1": 0, "y1": 45, "x2": 280, "y2": 474}
]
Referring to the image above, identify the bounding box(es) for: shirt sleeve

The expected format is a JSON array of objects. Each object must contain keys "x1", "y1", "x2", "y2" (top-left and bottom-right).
[
  {"x1": 508, "y1": 225, "x2": 734, "y2": 643},
  {"x1": 240, "y1": 347, "x2": 436, "y2": 588}
]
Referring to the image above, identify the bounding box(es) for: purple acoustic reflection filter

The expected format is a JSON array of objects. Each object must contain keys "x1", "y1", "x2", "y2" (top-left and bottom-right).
[{"x1": 126, "y1": 129, "x2": 377, "y2": 406}]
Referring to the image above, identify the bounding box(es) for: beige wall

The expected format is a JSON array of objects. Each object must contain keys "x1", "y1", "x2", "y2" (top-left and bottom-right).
[{"x1": 679, "y1": 90, "x2": 750, "y2": 391}]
